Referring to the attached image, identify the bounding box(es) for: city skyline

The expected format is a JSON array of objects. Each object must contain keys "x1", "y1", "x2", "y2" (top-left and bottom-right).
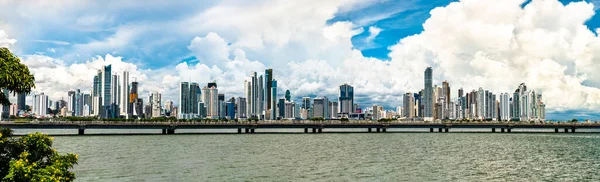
[{"x1": 1, "y1": 0, "x2": 600, "y2": 120}]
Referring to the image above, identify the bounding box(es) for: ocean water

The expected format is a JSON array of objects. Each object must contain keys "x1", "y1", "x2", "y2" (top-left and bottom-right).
[{"x1": 47, "y1": 132, "x2": 600, "y2": 181}]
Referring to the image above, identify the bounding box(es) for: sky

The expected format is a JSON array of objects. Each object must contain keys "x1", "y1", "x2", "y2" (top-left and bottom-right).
[{"x1": 1, "y1": 0, "x2": 600, "y2": 121}]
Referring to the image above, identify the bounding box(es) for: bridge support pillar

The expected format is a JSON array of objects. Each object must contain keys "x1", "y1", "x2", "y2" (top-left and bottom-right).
[
  {"x1": 304, "y1": 128, "x2": 308, "y2": 133},
  {"x1": 507, "y1": 128, "x2": 512, "y2": 133},
  {"x1": 251, "y1": 128, "x2": 255, "y2": 133},
  {"x1": 78, "y1": 128, "x2": 85, "y2": 135},
  {"x1": 571, "y1": 128, "x2": 576, "y2": 133},
  {"x1": 238, "y1": 128, "x2": 242, "y2": 134},
  {"x1": 445, "y1": 128, "x2": 449, "y2": 132},
  {"x1": 312, "y1": 128, "x2": 316, "y2": 133},
  {"x1": 564, "y1": 128, "x2": 569, "y2": 133},
  {"x1": 555, "y1": 128, "x2": 559, "y2": 133},
  {"x1": 162, "y1": 129, "x2": 167, "y2": 134},
  {"x1": 376, "y1": 128, "x2": 380, "y2": 132},
  {"x1": 368, "y1": 128, "x2": 372, "y2": 133},
  {"x1": 438, "y1": 128, "x2": 442, "y2": 132},
  {"x1": 167, "y1": 128, "x2": 175, "y2": 134},
  {"x1": 501, "y1": 128, "x2": 505, "y2": 133},
  {"x1": 430, "y1": 128, "x2": 434, "y2": 132},
  {"x1": 492, "y1": 128, "x2": 496, "y2": 133},
  {"x1": 382, "y1": 128, "x2": 387, "y2": 132},
  {"x1": 245, "y1": 128, "x2": 249, "y2": 133},
  {"x1": 318, "y1": 128, "x2": 322, "y2": 133}
]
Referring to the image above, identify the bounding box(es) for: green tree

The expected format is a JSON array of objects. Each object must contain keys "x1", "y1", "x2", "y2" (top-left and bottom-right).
[
  {"x1": 0, "y1": 128, "x2": 78, "y2": 181},
  {"x1": 0, "y1": 47, "x2": 36, "y2": 105}
]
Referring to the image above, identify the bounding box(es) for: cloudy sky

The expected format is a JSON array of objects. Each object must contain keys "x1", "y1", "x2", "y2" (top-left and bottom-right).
[{"x1": 1, "y1": 0, "x2": 600, "y2": 120}]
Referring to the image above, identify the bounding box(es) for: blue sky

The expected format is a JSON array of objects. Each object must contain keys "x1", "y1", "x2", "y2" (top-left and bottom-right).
[{"x1": 2, "y1": 0, "x2": 600, "y2": 120}]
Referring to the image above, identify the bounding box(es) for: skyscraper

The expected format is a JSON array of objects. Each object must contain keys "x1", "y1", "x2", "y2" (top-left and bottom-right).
[
  {"x1": 237, "y1": 97, "x2": 247, "y2": 119},
  {"x1": 190, "y1": 82, "x2": 200, "y2": 114},
  {"x1": 403, "y1": 93, "x2": 415, "y2": 118},
  {"x1": 285, "y1": 90, "x2": 291, "y2": 101},
  {"x1": 17, "y1": 93, "x2": 26, "y2": 111},
  {"x1": 151, "y1": 91, "x2": 161, "y2": 118},
  {"x1": 100, "y1": 65, "x2": 113, "y2": 118},
  {"x1": 179, "y1": 82, "x2": 190, "y2": 118},
  {"x1": 203, "y1": 83, "x2": 218, "y2": 118},
  {"x1": 265, "y1": 69, "x2": 273, "y2": 113},
  {"x1": 120, "y1": 71, "x2": 130, "y2": 118},
  {"x1": 424, "y1": 67, "x2": 433, "y2": 120},
  {"x1": 339, "y1": 84, "x2": 354, "y2": 117},
  {"x1": 270, "y1": 80, "x2": 277, "y2": 120},
  {"x1": 130, "y1": 81, "x2": 139, "y2": 117},
  {"x1": 442, "y1": 81, "x2": 450, "y2": 119}
]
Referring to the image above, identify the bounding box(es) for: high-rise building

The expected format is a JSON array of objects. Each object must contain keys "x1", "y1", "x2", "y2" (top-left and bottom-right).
[
  {"x1": 203, "y1": 84, "x2": 218, "y2": 118},
  {"x1": 17, "y1": 93, "x2": 26, "y2": 111},
  {"x1": 313, "y1": 97, "x2": 325, "y2": 119},
  {"x1": 278, "y1": 98, "x2": 285, "y2": 118},
  {"x1": 0, "y1": 89, "x2": 9, "y2": 120},
  {"x1": 179, "y1": 82, "x2": 190, "y2": 118},
  {"x1": 284, "y1": 101, "x2": 295, "y2": 119},
  {"x1": 403, "y1": 93, "x2": 415, "y2": 118},
  {"x1": 164, "y1": 101, "x2": 173, "y2": 116},
  {"x1": 99, "y1": 65, "x2": 114, "y2": 118},
  {"x1": 339, "y1": 84, "x2": 354, "y2": 117},
  {"x1": 372, "y1": 105, "x2": 380, "y2": 120},
  {"x1": 225, "y1": 100, "x2": 235, "y2": 120},
  {"x1": 312, "y1": 97, "x2": 329, "y2": 119},
  {"x1": 285, "y1": 90, "x2": 291, "y2": 101},
  {"x1": 442, "y1": 81, "x2": 450, "y2": 119},
  {"x1": 270, "y1": 80, "x2": 277, "y2": 120},
  {"x1": 302, "y1": 97, "x2": 310, "y2": 109},
  {"x1": 424, "y1": 67, "x2": 433, "y2": 120},
  {"x1": 33, "y1": 93, "x2": 48, "y2": 117},
  {"x1": 130, "y1": 81, "x2": 139, "y2": 117},
  {"x1": 190, "y1": 83, "x2": 200, "y2": 115},
  {"x1": 67, "y1": 90, "x2": 75, "y2": 116},
  {"x1": 218, "y1": 94, "x2": 225, "y2": 119},
  {"x1": 236, "y1": 97, "x2": 247, "y2": 119},
  {"x1": 265, "y1": 69, "x2": 273, "y2": 113},
  {"x1": 245, "y1": 80, "x2": 252, "y2": 119},
  {"x1": 330, "y1": 101, "x2": 338, "y2": 119},
  {"x1": 74, "y1": 89, "x2": 83, "y2": 116},
  {"x1": 151, "y1": 92, "x2": 161, "y2": 118},
  {"x1": 120, "y1": 71, "x2": 130, "y2": 118}
]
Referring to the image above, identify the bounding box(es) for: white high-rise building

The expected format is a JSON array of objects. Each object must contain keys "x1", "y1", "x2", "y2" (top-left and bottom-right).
[
  {"x1": 203, "y1": 85, "x2": 218, "y2": 118},
  {"x1": 151, "y1": 92, "x2": 161, "y2": 118},
  {"x1": 500, "y1": 93, "x2": 510, "y2": 121},
  {"x1": 477, "y1": 88, "x2": 485, "y2": 120},
  {"x1": 34, "y1": 93, "x2": 48, "y2": 117},
  {"x1": 120, "y1": 71, "x2": 130, "y2": 118}
]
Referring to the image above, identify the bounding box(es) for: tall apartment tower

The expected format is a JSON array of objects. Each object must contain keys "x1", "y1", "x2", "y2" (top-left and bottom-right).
[
  {"x1": 120, "y1": 71, "x2": 130, "y2": 118},
  {"x1": 339, "y1": 84, "x2": 354, "y2": 117},
  {"x1": 423, "y1": 67, "x2": 433, "y2": 120}
]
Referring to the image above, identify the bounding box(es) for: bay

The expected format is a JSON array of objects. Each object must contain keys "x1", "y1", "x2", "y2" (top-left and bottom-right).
[{"x1": 50, "y1": 132, "x2": 600, "y2": 181}]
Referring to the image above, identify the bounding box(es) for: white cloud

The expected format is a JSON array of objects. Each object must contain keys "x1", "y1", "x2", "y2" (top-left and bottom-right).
[
  {"x1": 386, "y1": 0, "x2": 600, "y2": 111},
  {"x1": 365, "y1": 26, "x2": 382, "y2": 42},
  {"x1": 4, "y1": 0, "x2": 600, "y2": 115},
  {"x1": 0, "y1": 30, "x2": 17, "y2": 47},
  {"x1": 187, "y1": 32, "x2": 230, "y2": 66}
]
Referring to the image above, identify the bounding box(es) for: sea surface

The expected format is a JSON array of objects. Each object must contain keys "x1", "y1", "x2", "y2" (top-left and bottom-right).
[{"x1": 26, "y1": 129, "x2": 600, "y2": 181}]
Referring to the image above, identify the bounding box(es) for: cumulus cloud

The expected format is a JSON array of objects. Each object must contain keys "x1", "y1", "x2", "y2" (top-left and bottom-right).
[
  {"x1": 4, "y1": 0, "x2": 600, "y2": 116},
  {"x1": 187, "y1": 32, "x2": 230, "y2": 66},
  {"x1": 365, "y1": 26, "x2": 382, "y2": 42},
  {"x1": 0, "y1": 30, "x2": 17, "y2": 47},
  {"x1": 386, "y1": 0, "x2": 600, "y2": 112}
]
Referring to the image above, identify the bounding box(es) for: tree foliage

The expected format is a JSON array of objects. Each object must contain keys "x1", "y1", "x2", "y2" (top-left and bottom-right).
[
  {"x1": 0, "y1": 47, "x2": 36, "y2": 105},
  {"x1": 0, "y1": 128, "x2": 78, "y2": 181}
]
